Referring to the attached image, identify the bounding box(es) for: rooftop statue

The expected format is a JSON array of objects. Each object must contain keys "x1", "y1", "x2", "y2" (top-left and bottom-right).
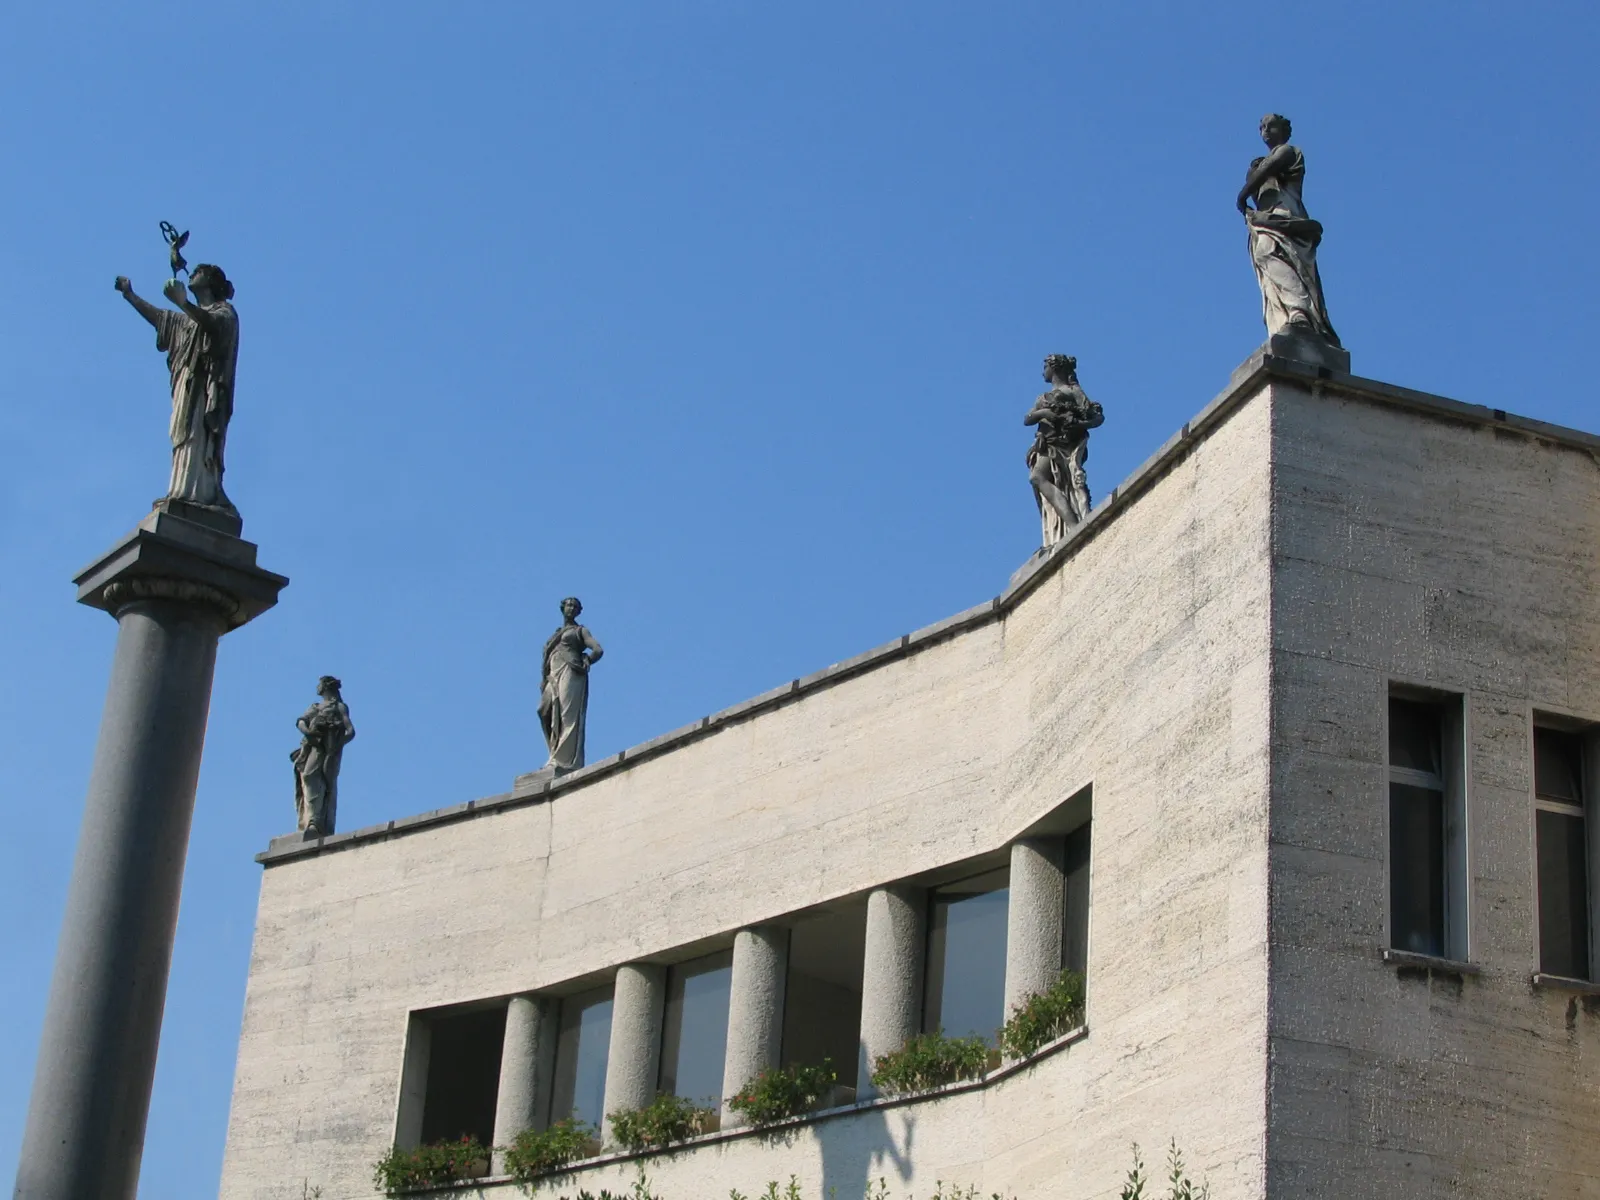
[
  {"x1": 1025, "y1": 355, "x2": 1104, "y2": 548},
  {"x1": 540, "y1": 597, "x2": 604, "y2": 772},
  {"x1": 292, "y1": 676, "x2": 356, "y2": 837},
  {"x1": 1237, "y1": 114, "x2": 1341, "y2": 354},
  {"x1": 115, "y1": 227, "x2": 241, "y2": 530}
]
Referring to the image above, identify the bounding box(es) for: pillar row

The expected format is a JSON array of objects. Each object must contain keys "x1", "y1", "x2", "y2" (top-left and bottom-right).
[
  {"x1": 1004, "y1": 836, "x2": 1066, "y2": 1022},
  {"x1": 721, "y1": 925, "x2": 789, "y2": 1126},
  {"x1": 492, "y1": 994, "x2": 556, "y2": 1171},
  {"x1": 600, "y1": 962, "x2": 665, "y2": 1147},
  {"x1": 856, "y1": 884, "x2": 925, "y2": 1100}
]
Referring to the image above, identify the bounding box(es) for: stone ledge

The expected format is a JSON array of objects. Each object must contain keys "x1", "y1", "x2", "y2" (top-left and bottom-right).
[
  {"x1": 1532, "y1": 972, "x2": 1600, "y2": 996},
  {"x1": 1382, "y1": 948, "x2": 1482, "y2": 976}
]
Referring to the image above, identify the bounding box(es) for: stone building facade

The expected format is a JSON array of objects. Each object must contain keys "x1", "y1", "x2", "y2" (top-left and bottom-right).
[{"x1": 218, "y1": 356, "x2": 1600, "y2": 1199}]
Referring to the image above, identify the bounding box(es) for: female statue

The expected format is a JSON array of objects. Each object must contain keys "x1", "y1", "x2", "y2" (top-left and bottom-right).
[
  {"x1": 539, "y1": 597, "x2": 604, "y2": 772},
  {"x1": 1025, "y1": 355, "x2": 1104, "y2": 547},
  {"x1": 113, "y1": 264, "x2": 241, "y2": 522},
  {"x1": 1237, "y1": 114, "x2": 1340, "y2": 348},
  {"x1": 291, "y1": 676, "x2": 356, "y2": 837}
]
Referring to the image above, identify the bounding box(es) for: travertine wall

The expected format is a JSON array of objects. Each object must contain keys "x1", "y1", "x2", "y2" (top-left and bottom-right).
[
  {"x1": 1266, "y1": 379, "x2": 1600, "y2": 1198},
  {"x1": 220, "y1": 383, "x2": 1281, "y2": 1200}
]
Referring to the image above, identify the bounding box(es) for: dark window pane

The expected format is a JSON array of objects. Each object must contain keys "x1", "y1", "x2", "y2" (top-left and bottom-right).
[
  {"x1": 658, "y1": 951, "x2": 733, "y2": 1104},
  {"x1": 420, "y1": 1007, "x2": 507, "y2": 1146},
  {"x1": 1535, "y1": 728, "x2": 1584, "y2": 806},
  {"x1": 1062, "y1": 824, "x2": 1091, "y2": 978},
  {"x1": 781, "y1": 904, "x2": 865, "y2": 1098},
  {"x1": 1538, "y1": 810, "x2": 1591, "y2": 979},
  {"x1": 924, "y1": 868, "x2": 1009, "y2": 1042},
  {"x1": 551, "y1": 987, "x2": 613, "y2": 1129},
  {"x1": 1390, "y1": 782, "x2": 1445, "y2": 956},
  {"x1": 1390, "y1": 698, "x2": 1443, "y2": 776}
]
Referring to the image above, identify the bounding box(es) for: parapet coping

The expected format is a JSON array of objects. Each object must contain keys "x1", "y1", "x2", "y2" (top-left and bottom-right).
[{"x1": 259, "y1": 353, "x2": 1600, "y2": 867}]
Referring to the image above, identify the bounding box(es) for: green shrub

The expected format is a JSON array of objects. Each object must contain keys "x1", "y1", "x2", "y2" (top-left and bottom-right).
[
  {"x1": 725, "y1": 1060, "x2": 838, "y2": 1125},
  {"x1": 1121, "y1": 1141, "x2": 1210, "y2": 1200},
  {"x1": 607, "y1": 1093, "x2": 718, "y2": 1152},
  {"x1": 504, "y1": 1117, "x2": 599, "y2": 1183},
  {"x1": 868, "y1": 1030, "x2": 990, "y2": 1096},
  {"x1": 997, "y1": 969, "x2": 1085, "y2": 1059},
  {"x1": 370, "y1": 1135, "x2": 487, "y2": 1193}
]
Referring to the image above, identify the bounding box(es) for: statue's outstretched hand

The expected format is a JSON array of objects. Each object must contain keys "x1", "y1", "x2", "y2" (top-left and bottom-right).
[
  {"x1": 114, "y1": 276, "x2": 132, "y2": 295},
  {"x1": 162, "y1": 279, "x2": 188, "y2": 305}
]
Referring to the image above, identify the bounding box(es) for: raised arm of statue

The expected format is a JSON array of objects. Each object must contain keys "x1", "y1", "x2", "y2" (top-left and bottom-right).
[{"x1": 114, "y1": 277, "x2": 167, "y2": 329}]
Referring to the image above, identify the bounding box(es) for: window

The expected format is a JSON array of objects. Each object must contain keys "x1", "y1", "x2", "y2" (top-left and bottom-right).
[
  {"x1": 1388, "y1": 693, "x2": 1466, "y2": 959},
  {"x1": 658, "y1": 951, "x2": 733, "y2": 1105},
  {"x1": 419, "y1": 1007, "x2": 507, "y2": 1146},
  {"x1": 781, "y1": 901, "x2": 865, "y2": 1101},
  {"x1": 1535, "y1": 726, "x2": 1591, "y2": 980},
  {"x1": 924, "y1": 867, "x2": 1009, "y2": 1041},
  {"x1": 1062, "y1": 823, "x2": 1091, "y2": 977},
  {"x1": 550, "y1": 986, "x2": 613, "y2": 1129}
]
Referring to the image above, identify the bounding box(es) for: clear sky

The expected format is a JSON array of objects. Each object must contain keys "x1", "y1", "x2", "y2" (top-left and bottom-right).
[{"x1": 2, "y1": 4, "x2": 1597, "y2": 1196}]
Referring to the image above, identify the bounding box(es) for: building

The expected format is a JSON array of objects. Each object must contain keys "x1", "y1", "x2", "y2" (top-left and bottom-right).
[{"x1": 218, "y1": 352, "x2": 1600, "y2": 1199}]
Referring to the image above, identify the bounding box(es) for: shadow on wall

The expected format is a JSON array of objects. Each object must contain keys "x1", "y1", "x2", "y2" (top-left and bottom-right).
[{"x1": 818, "y1": 1103, "x2": 916, "y2": 1200}]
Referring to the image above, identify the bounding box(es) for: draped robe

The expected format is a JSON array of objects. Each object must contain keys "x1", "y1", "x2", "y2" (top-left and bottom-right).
[
  {"x1": 1244, "y1": 146, "x2": 1340, "y2": 347},
  {"x1": 154, "y1": 300, "x2": 239, "y2": 515}
]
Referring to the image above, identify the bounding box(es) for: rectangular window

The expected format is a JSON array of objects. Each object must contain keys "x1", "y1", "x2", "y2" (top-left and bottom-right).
[
  {"x1": 781, "y1": 900, "x2": 865, "y2": 1101},
  {"x1": 419, "y1": 1007, "x2": 507, "y2": 1147},
  {"x1": 924, "y1": 867, "x2": 1009, "y2": 1042},
  {"x1": 1535, "y1": 726, "x2": 1590, "y2": 980},
  {"x1": 1062, "y1": 823, "x2": 1091, "y2": 977},
  {"x1": 658, "y1": 950, "x2": 733, "y2": 1105},
  {"x1": 1388, "y1": 693, "x2": 1466, "y2": 959},
  {"x1": 550, "y1": 986, "x2": 613, "y2": 1129}
]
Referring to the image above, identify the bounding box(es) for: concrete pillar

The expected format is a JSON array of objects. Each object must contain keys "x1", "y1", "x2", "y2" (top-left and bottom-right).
[
  {"x1": 14, "y1": 510, "x2": 286, "y2": 1200},
  {"x1": 1004, "y1": 837, "x2": 1066, "y2": 1021},
  {"x1": 492, "y1": 995, "x2": 556, "y2": 1171},
  {"x1": 856, "y1": 884, "x2": 925, "y2": 1100},
  {"x1": 720, "y1": 926, "x2": 789, "y2": 1126},
  {"x1": 600, "y1": 962, "x2": 665, "y2": 1147}
]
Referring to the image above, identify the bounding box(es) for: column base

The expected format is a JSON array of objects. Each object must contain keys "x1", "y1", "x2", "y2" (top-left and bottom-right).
[{"x1": 1231, "y1": 331, "x2": 1350, "y2": 386}]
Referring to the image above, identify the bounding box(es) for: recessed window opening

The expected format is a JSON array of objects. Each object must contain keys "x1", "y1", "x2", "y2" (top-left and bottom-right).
[
  {"x1": 550, "y1": 985, "x2": 613, "y2": 1129},
  {"x1": 658, "y1": 950, "x2": 733, "y2": 1106},
  {"x1": 1535, "y1": 726, "x2": 1591, "y2": 980},
  {"x1": 924, "y1": 866, "x2": 1009, "y2": 1042},
  {"x1": 1388, "y1": 692, "x2": 1466, "y2": 959},
  {"x1": 1062, "y1": 822, "x2": 1091, "y2": 977},
  {"x1": 781, "y1": 901, "x2": 865, "y2": 1103},
  {"x1": 419, "y1": 1006, "x2": 507, "y2": 1147}
]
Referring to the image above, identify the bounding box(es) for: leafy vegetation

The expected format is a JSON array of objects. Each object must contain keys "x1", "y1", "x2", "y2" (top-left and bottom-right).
[
  {"x1": 997, "y1": 969, "x2": 1086, "y2": 1059},
  {"x1": 1120, "y1": 1141, "x2": 1211, "y2": 1200},
  {"x1": 370, "y1": 1135, "x2": 488, "y2": 1193},
  {"x1": 607, "y1": 1093, "x2": 719, "y2": 1152},
  {"x1": 504, "y1": 1117, "x2": 600, "y2": 1184},
  {"x1": 869, "y1": 1030, "x2": 991, "y2": 1096},
  {"x1": 726, "y1": 1060, "x2": 838, "y2": 1126}
]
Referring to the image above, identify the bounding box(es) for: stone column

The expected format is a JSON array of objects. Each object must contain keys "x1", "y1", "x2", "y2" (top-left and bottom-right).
[
  {"x1": 600, "y1": 962, "x2": 665, "y2": 1147},
  {"x1": 492, "y1": 995, "x2": 556, "y2": 1173},
  {"x1": 1004, "y1": 837, "x2": 1066, "y2": 1021},
  {"x1": 856, "y1": 884, "x2": 925, "y2": 1100},
  {"x1": 14, "y1": 509, "x2": 286, "y2": 1200},
  {"x1": 720, "y1": 925, "x2": 789, "y2": 1126}
]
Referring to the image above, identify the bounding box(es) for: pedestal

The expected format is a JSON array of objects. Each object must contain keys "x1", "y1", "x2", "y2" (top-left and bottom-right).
[{"x1": 13, "y1": 508, "x2": 286, "y2": 1200}]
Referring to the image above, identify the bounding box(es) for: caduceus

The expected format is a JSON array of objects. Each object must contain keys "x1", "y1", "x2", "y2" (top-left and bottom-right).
[{"x1": 160, "y1": 220, "x2": 190, "y2": 278}]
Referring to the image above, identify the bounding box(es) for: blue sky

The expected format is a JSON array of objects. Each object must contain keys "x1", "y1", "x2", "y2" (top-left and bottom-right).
[{"x1": 2, "y1": 4, "x2": 1597, "y2": 1195}]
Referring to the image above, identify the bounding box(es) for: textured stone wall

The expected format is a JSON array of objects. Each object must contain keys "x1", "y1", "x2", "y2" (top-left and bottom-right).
[
  {"x1": 1266, "y1": 378, "x2": 1600, "y2": 1197},
  {"x1": 219, "y1": 386, "x2": 1280, "y2": 1200}
]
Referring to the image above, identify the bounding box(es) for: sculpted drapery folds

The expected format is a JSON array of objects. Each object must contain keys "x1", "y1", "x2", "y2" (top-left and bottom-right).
[
  {"x1": 539, "y1": 597, "x2": 604, "y2": 772},
  {"x1": 1025, "y1": 355, "x2": 1104, "y2": 548},
  {"x1": 113, "y1": 264, "x2": 241, "y2": 521},
  {"x1": 292, "y1": 676, "x2": 355, "y2": 837},
  {"x1": 1237, "y1": 114, "x2": 1339, "y2": 348}
]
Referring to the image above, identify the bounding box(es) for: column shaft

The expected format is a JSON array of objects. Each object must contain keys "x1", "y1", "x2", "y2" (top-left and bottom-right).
[
  {"x1": 14, "y1": 599, "x2": 225, "y2": 1200},
  {"x1": 720, "y1": 926, "x2": 789, "y2": 1126},
  {"x1": 600, "y1": 963, "x2": 665, "y2": 1146},
  {"x1": 1004, "y1": 836, "x2": 1066, "y2": 1019},
  {"x1": 492, "y1": 995, "x2": 555, "y2": 1171},
  {"x1": 856, "y1": 885, "x2": 925, "y2": 1099}
]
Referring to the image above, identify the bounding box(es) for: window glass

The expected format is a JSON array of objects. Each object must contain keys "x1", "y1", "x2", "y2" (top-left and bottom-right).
[
  {"x1": 924, "y1": 867, "x2": 1009, "y2": 1042},
  {"x1": 550, "y1": 987, "x2": 613, "y2": 1129},
  {"x1": 1389, "y1": 781, "x2": 1445, "y2": 956},
  {"x1": 1062, "y1": 824, "x2": 1091, "y2": 977},
  {"x1": 658, "y1": 951, "x2": 733, "y2": 1105},
  {"x1": 1537, "y1": 809, "x2": 1590, "y2": 979},
  {"x1": 1390, "y1": 698, "x2": 1443, "y2": 777},
  {"x1": 1535, "y1": 728, "x2": 1584, "y2": 805},
  {"x1": 782, "y1": 903, "x2": 865, "y2": 1100},
  {"x1": 420, "y1": 1007, "x2": 507, "y2": 1146}
]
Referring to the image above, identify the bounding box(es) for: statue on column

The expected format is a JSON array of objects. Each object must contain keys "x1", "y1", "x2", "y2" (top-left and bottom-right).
[
  {"x1": 291, "y1": 676, "x2": 356, "y2": 837},
  {"x1": 114, "y1": 238, "x2": 241, "y2": 529},
  {"x1": 1025, "y1": 355, "x2": 1104, "y2": 548},
  {"x1": 539, "y1": 597, "x2": 604, "y2": 772},
  {"x1": 1237, "y1": 114, "x2": 1341, "y2": 356}
]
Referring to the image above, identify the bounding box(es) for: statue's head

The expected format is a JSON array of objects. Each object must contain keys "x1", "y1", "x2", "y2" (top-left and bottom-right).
[
  {"x1": 189, "y1": 263, "x2": 234, "y2": 302},
  {"x1": 1259, "y1": 114, "x2": 1291, "y2": 148},
  {"x1": 560, "y1": 596, "x2": 583, "y2": 620},
  {"x1": 1042, "y1": 354, "x2": 1078, "y2": 385},
  {"x1": 316, "y1": 675, "x2": 342, "y2": 698}
]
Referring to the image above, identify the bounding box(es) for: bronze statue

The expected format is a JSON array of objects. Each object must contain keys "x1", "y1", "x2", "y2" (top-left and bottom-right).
[{"x1": 159, "y1": 221, "x2": 189, "y2": 278}]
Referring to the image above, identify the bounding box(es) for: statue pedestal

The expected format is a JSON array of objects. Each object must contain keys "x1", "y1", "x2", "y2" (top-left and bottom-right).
[
  {"x1": 13, "y1": 509, "x2": 286, "y2": 1200},
  {"x1": 1232, "y1": 330, "x2": 1350, "y2": 386}
]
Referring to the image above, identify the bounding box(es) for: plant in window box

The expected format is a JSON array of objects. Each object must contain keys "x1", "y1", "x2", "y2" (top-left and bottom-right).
[
  {"x1": 998, "y1": 968, "x2": 1085, "y2": 1060},
  {"x1": 503, "y1": 1117, "x2": 600, "y2": 1184},
  {"x1": 725, "y1": 1060, "x2": 838, "y2": 1126},
  {"x1": 371, "y1": 1134, "x2": 489, "y2": 1193},
  {"x1": 607, "y1": 1093, "x2": 719, "y2": 1152},
  {"x1": 868, "y1": 1030, "x2": 990, "y2": 1096}
]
